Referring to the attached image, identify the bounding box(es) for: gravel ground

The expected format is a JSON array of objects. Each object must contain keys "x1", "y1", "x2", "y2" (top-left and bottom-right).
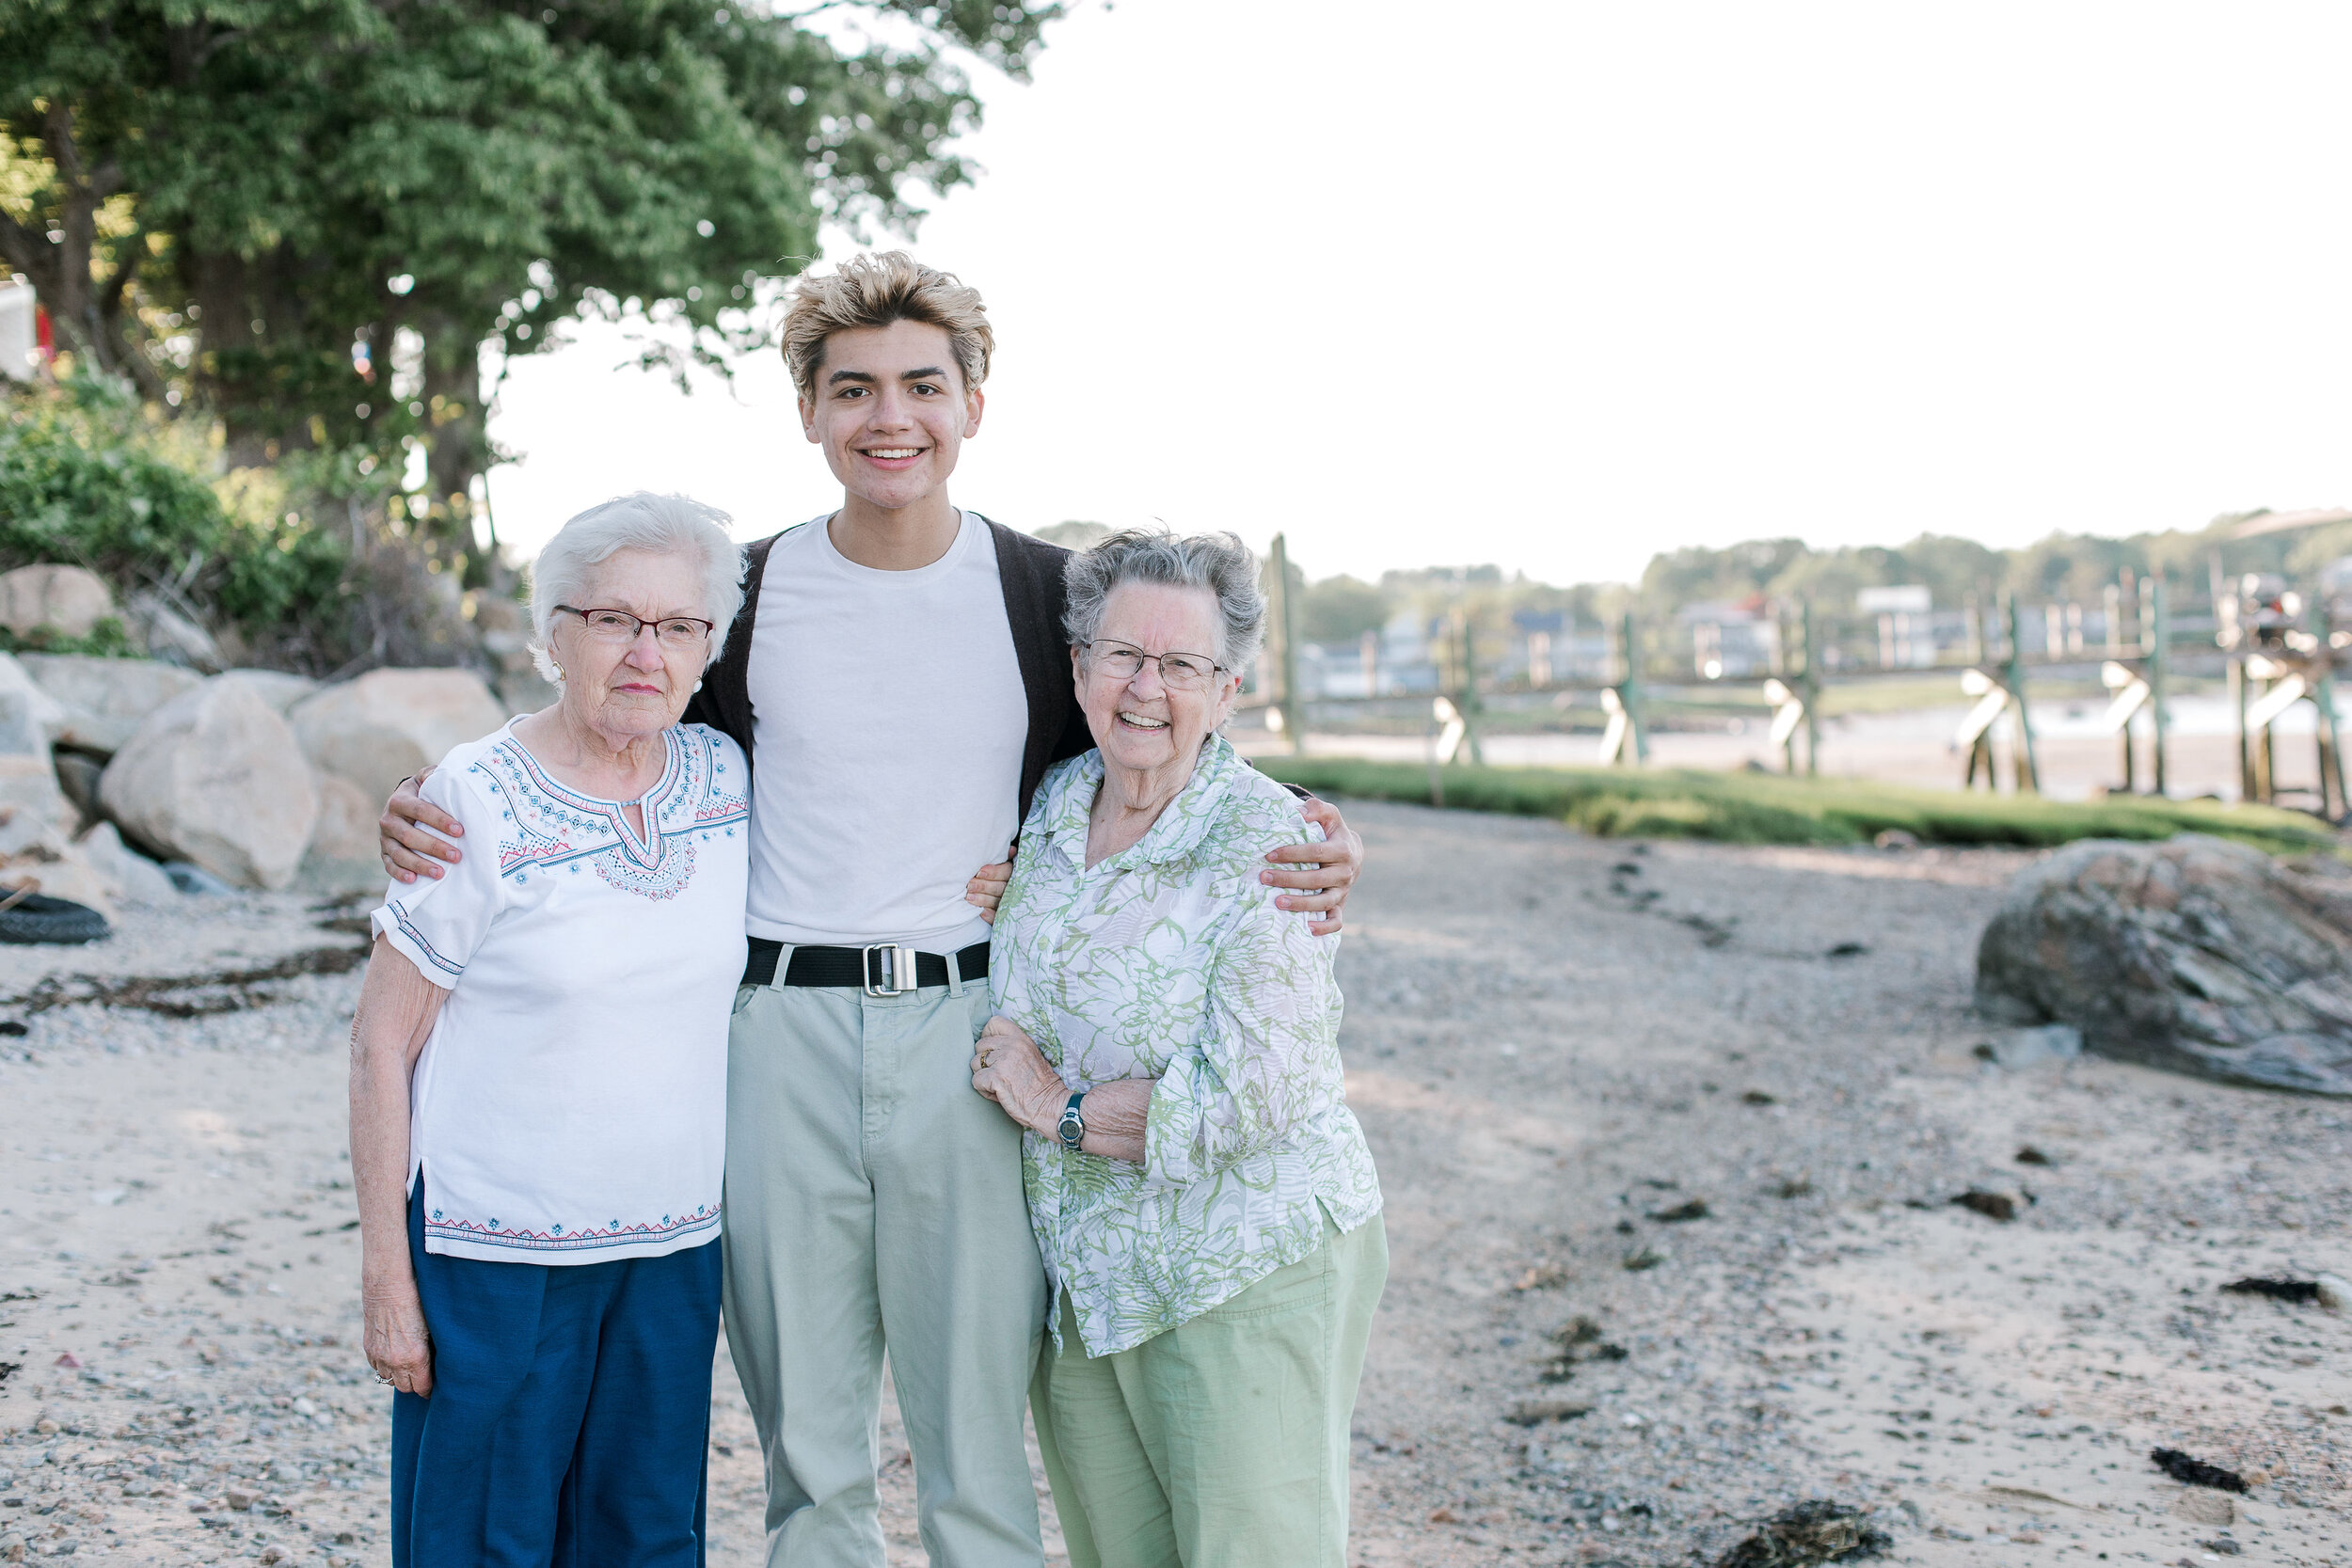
[{"x1": 0, "y1": 805, "x2": 2346, "y2": 1565}]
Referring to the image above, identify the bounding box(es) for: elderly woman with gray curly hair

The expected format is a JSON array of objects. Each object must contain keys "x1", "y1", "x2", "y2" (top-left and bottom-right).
[
  {"x1": 348, "y1": 492, "x2": 750, "y2": 1567},
  {"x1": 969, "y1": 529, "x2": 1387, "y2": 1568}
]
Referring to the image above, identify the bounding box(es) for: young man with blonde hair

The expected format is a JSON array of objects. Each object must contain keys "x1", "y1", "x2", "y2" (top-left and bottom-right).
[{"x1": 382, "y1": 251, "x2": 1362, "y2": 1567}]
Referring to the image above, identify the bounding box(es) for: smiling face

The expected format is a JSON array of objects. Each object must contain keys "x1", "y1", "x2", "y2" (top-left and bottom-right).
[
  {"x1": 548, "y1": 547, "x2": 711, "y2": 743},
  {"x1": 799, "y1": 319, "x2": 984, "y2": 513},
  {"x1": 1073, "y1": 581, "x2": 1242, "y2": 781}
]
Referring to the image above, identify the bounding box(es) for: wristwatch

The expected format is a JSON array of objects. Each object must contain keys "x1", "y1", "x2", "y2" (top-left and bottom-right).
[{"x1": 1057, "y1": 1090, "x2": 1087, "y2": 1151}]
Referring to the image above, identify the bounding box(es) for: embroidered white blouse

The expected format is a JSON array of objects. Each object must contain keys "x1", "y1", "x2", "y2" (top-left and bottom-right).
[
  {"x1": 991, "y1": 735, "x2": 1383, "y2": 1355},
  {"x1": 371, "y1": 720, "x2": 750, "y2": 1264}
]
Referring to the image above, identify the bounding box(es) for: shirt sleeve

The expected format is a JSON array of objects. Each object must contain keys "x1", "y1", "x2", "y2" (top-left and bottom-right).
[
  {"x1": 369, "y1": 768, "x2": 503, "y2": 990},
  {"x1": 1143, "y1": 830, "x2": 1342, "y2": 1186}
]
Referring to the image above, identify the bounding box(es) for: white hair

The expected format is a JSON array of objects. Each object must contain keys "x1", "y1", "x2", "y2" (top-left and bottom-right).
[
  {"x1": 527, "y1": 492, "x2": 744, "y2": 681},
  {"x1": 1062, "y1": 528, "x2": 1266, "y2": 673}
]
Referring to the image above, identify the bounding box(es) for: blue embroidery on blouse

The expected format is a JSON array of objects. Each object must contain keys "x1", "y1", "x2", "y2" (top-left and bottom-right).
[
  {"x1": 385, "y1": 904, "x2": 464, "y2": 976},
  {"x1": 469, "y1": 727, "x2": 749, "y2": 903}
]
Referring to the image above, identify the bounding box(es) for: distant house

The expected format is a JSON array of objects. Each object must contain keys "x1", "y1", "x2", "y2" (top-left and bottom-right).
[
  {"x1": 1856, "y1": 584, "x2": 1938, "y2": 668},
  {"x1": 1855, "y1": 584, "x2": 1931, "y2": 615},
  {"x1": 1678, "y1": 597, "x2": 1780, "y2": 679}
]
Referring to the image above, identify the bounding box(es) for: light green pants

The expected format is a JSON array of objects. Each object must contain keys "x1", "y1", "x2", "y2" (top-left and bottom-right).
[
  {"x1": 1031, "y1": 1213, "x2": 1388, "y2": 1568},
  {"x1": 721, "y1": 974, "x2": 1047, "y2": 1568}
]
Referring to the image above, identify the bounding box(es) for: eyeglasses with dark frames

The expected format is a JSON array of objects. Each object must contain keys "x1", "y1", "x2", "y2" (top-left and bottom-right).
[
  {"x1": 1082, "y1": 640, "x2": 1229, "y2": 690},
  {"x1": 555, "y1": 605, "x2": 717, "y2": 647}
]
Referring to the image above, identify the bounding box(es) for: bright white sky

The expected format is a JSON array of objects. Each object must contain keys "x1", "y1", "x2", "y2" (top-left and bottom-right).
[{"x1": 484, "y1": 0, "x2": 2352, "y2": 588}]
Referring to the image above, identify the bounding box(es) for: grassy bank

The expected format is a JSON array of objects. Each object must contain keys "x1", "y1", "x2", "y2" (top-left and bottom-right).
[{"x1": 1255, "y1": 755, "x2": 2340, "y2": 854}]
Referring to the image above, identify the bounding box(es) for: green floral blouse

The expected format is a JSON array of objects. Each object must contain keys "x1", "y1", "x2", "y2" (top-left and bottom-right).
[{"x1": 990, "y1": 734, "x2": 1383, "y2": 1356}]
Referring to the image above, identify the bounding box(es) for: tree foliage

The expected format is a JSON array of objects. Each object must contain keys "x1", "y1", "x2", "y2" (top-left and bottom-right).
[
  {"x1": 1295, "y1": 573, "x2": 1387, "y2": 642},
  {"x1": 0, "y1": 0, "x2": 1059, "y2": 579},
  {"x1": 1276, "y1": 514, "x2": 2332, "y2": 659},
  {"x1": 1629, "y1": 527, "x2": 2302, "y2": 618},
  {"x1": 1639, "y1": 538, "x2": 1808, "y2": 610}
]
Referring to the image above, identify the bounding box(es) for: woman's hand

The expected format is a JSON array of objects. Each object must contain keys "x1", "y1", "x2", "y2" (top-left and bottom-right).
[
  {"x1": 1263, "y1": 796, "x2": 1362, "y2": 936},
  {"x1": 972, "y1": 1020, "x2": 1155, "y2": 1163},
  {"x1": 361, "y1": 1267, "x2": 434, "y2": 1397},
  {"x1": 380, "y1": 765, "x2": 463, "y2": 884},
  {"x1": 970, "y1": 1016, "x2": 1066, "y2": 1136},
  {"x1": 963, "y1": 843, "x2": 1015, "y2": 923}
]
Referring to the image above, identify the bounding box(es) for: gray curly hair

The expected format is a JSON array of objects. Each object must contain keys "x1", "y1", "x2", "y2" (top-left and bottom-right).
[{"x1": 1061, "y1": 529, "x2": 1266, "y2": 674}]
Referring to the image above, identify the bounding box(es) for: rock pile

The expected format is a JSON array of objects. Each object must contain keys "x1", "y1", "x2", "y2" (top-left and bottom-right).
[
  {"x1": 1976, "y1": 833, "x2": 2352, "y2": 1097},
  {"x1": 0, "y1": 562, "x2": 525, "y2": 909}
]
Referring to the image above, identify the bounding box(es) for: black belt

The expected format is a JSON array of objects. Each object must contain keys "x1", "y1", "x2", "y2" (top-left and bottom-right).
[{"x1": 741, "y1": 938, "x2": 990, "y2": 994}]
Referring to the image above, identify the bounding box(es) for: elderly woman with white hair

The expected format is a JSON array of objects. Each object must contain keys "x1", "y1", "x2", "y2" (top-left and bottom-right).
[
  {"x1": 349, "y1": 492, "x2": 750, "y2": 1567},
  {"x1": 969, "y1": 529, "x2": 1386, "y2": 1568}
]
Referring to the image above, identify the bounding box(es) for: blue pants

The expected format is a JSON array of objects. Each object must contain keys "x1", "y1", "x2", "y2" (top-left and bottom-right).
[{"x1": 391, "y1": 1175, "x2": 723, "y2": 1568}]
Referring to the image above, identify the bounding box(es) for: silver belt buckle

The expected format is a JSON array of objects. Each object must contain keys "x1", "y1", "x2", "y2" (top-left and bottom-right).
[{"x1": 863, "y1": 942, "x2": 917, "y2": 996}]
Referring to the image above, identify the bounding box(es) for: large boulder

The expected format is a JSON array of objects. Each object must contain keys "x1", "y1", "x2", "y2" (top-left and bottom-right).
[
  {"x1": 75, "y1": 821, "x2": 179, "y2": 904},
  {"x1": 0, "y1": 651, "x2": 72, "y2": 847},
  {"x1": 0, "y1": 563, "x2": 115, "y2": 641},
  {"x1": 0, "y1": 648, "x2": 67, "y2": 750},
  {"x1": 1977, "y1": 834, "x2": 2352, "y2": 1097},
  {"x1": 215, "y1": 669, "x2": 320, "y2": 714},
  {"x1": 288, "y1": 668, "x2": 506, "y2": 803},
  {"x1": 18, "y1": 654, "x2": 205, "y2": 753},
  {"x1": 98, "y1": 678, "x2": 320, "y2": 890},
  {"x1": 294, "y1": 773, "x2": 387, "y2": 896}
]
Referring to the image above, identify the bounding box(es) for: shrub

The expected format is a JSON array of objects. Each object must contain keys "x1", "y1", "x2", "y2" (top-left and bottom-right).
[
  {"x1": 1254, "y1": 755, "x2": 2339, "y2": 856},
  {"x1": 0, "y1": 382, "x2": 348, "y2": 662}
]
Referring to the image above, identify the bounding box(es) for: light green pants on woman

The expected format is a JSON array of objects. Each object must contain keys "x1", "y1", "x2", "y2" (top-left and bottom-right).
[{"x1": 1030, "y1": 1212, "x2": 1388, "y2": 1568}]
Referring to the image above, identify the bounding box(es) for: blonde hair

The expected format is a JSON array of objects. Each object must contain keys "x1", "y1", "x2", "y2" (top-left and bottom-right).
[{"x1": 781, "y1": 250, "x2": 993, "y2": 400}]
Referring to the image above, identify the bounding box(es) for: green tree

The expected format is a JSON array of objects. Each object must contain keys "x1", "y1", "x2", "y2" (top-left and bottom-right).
[
  {"x1": 1638, "y1": 538, "x2": 1806, "y2": 608},
  {"x1": 1889, "y1": 532, "x2": 2007, "y2": 608},
  {"x1": 1296, "y1": 573, "x2": 1387, "y2": 642},
  {"x1": 0, "y1": 0, "x2": 1059, "y2": 579},
  {"x1": 1758, "y1": 547, "x2": 1868, "y2": 613}
]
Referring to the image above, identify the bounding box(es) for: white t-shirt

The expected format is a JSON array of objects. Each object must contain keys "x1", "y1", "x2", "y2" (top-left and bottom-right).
[
  {"x1": 372, "y1": 720, "x2": 750, "y2": 1263},
  {"x1": 743, "y1": 510, "x2": 1028, "y2": 948}
]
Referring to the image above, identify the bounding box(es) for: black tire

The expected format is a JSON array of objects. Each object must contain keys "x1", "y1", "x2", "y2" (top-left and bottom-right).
[{"x1": 0, "y1": 893, "x2": 111, "y2": 945}]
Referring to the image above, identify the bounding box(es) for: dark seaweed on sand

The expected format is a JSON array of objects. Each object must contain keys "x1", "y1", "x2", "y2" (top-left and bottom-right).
[{"x1": 2151, "y1": 1448, "x2": 2249, "y2": 1492}]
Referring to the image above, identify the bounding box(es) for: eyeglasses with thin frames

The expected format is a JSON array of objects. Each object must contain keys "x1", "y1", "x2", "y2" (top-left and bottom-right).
[
  {"x1": 1082, "y1": 640, "x2": 1229, "y2": 690},
  {"x1": 556, "y1": 605, "x2": 716, "y2": 647}
]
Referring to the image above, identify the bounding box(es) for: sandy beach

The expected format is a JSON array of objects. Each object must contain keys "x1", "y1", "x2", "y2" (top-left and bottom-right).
[{"x1": 0, "y1": 802, "x2": 2344, "y2": 1565}]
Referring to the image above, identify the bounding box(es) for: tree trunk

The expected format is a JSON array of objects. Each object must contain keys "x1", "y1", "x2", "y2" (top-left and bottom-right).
[
  {"x1": 421, "y1": 323, "x2": 494, "y2": 584},
  {"x1": 191, "y1": 245, "x2": 335, "y2": 469},
  {"x1": 0, "y1": 103, "x2": 130, "y2": 379}
]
